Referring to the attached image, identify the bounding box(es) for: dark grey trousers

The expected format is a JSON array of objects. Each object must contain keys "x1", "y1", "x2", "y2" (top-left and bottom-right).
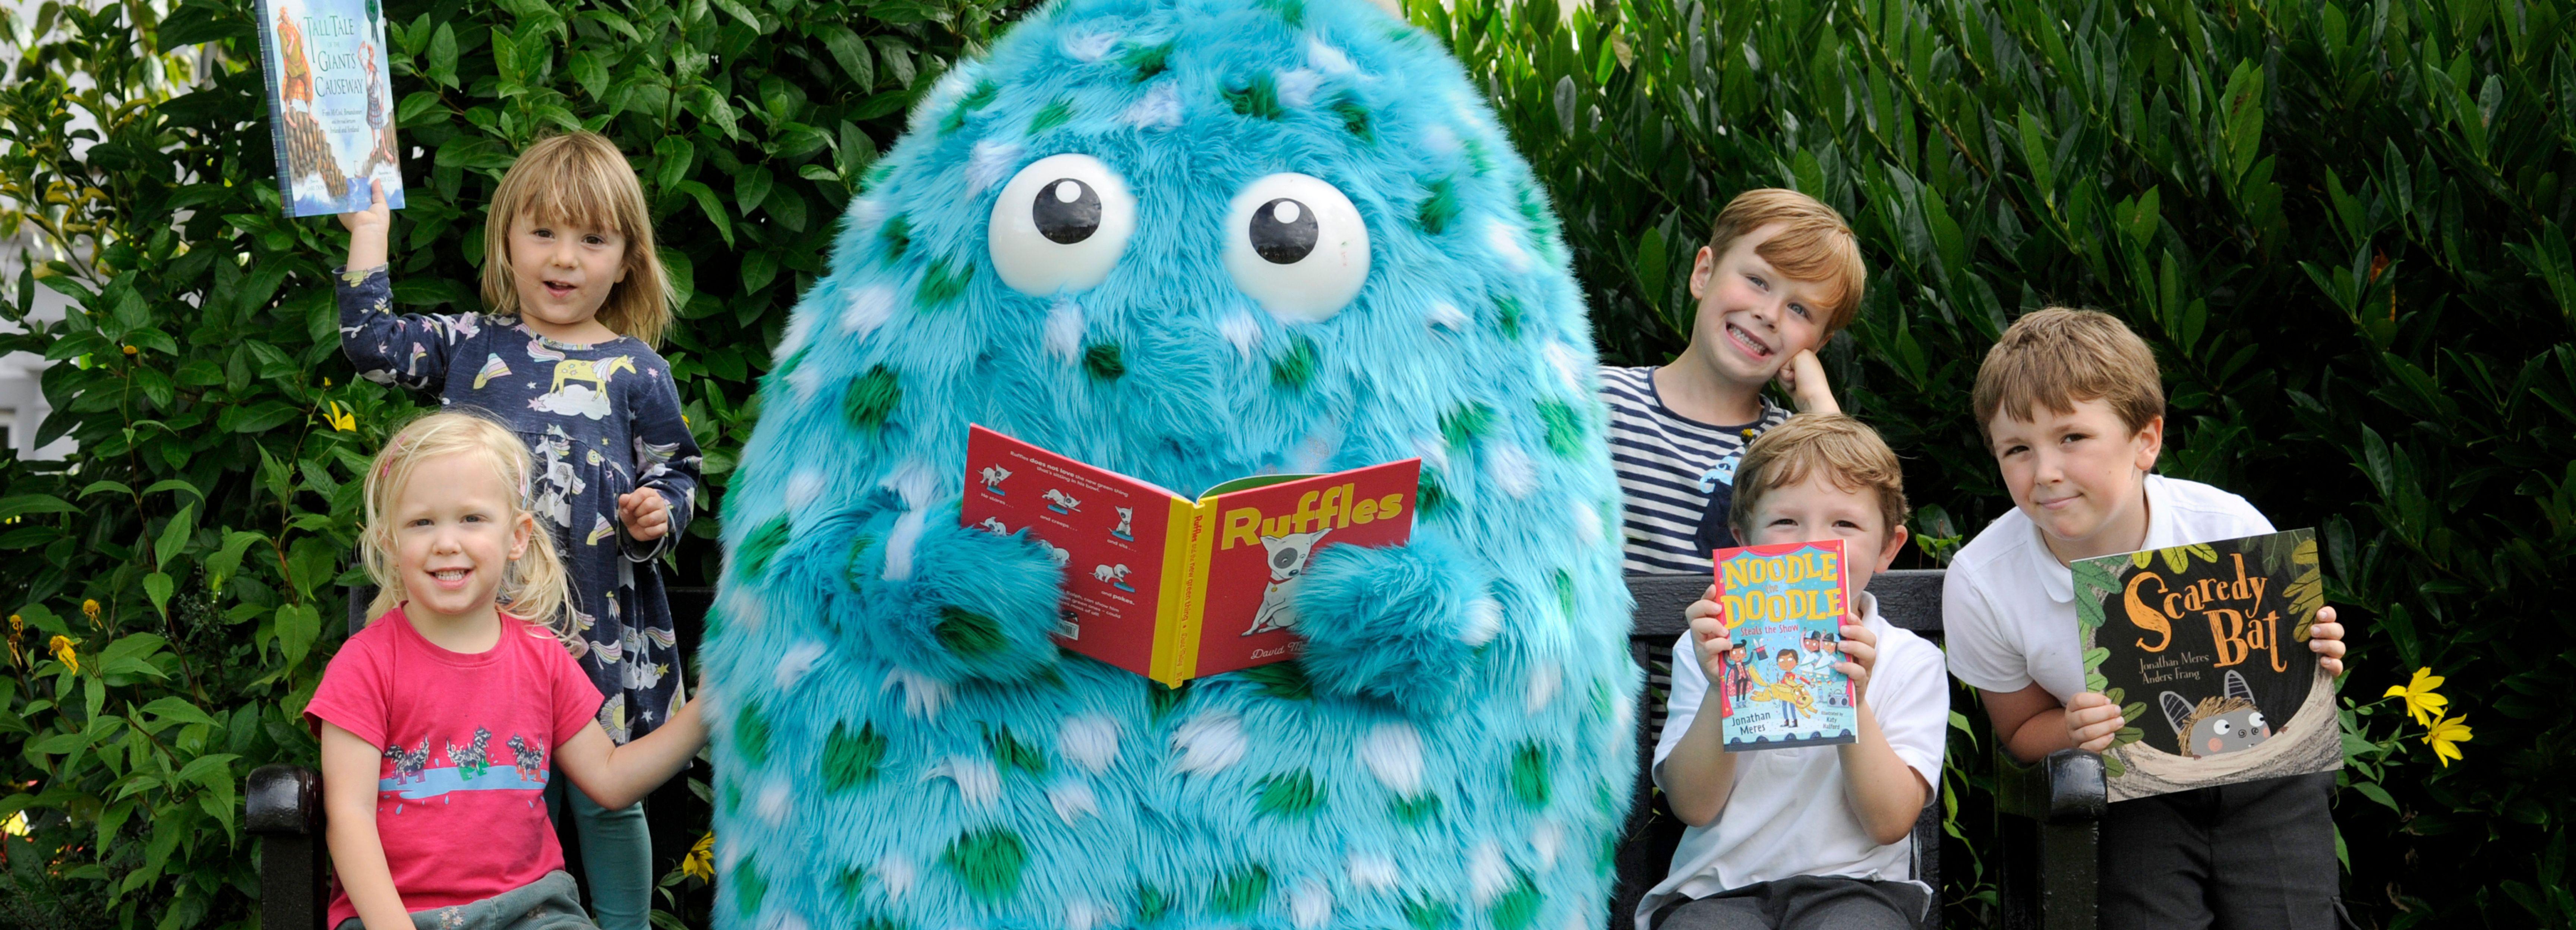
[
  {"x1": 2100, "y1": 771, "x2": 2349, "y2": 930},
  {"x1": 333, "y1": 870, "x2": 594, "y2": 930},
  {"x1": 1652, "y1": 874, "x2": 1928, "y2": 930}
]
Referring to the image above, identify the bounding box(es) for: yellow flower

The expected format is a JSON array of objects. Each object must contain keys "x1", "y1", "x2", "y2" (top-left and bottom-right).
[
  {"x1": 2423, "y1": 714, "x2": 2472, "y2": 767},
  {"x1": 325, "y1": 401, "x2": 356, "y2": 433},
  {"x1": 2383, "y1": 667, "x2": 2449, "y2": 729},
  {"x1": 81, "y1": 599, "x2": 100, "y2": 624},
  {"x1": 48, "y1": 635, "x2": 78, "y2": 674},
  {"x1": 682, "y1": 831, "x2": 714, "y2": 882},
  {"x1": 120, "y1": 344, "x2": 138, "y2": 355},
  {"x1": 7, "y1": 613, "x2": 19, "y2": 635},
  {"x1": 1, "y1": 810, "x2": 27, "y2": 837}
]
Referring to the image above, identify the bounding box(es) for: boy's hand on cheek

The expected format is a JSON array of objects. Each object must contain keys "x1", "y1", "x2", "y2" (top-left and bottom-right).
[
  {"x1": 1775, "y1": 349, "x2": 1840, "y2": 415},
  {"x1": 2064, "y1": 692, "x2": 2124, "y2": 753},
  {"x1": 1835, "y1": 620, "x2": 1877, "y2": 702},
  {"x1": 618, "y1": 488, "x2": 670, "y2": 541},
  {"x1": 2307, "y1": 605, "x2": 2345, "y2": 678},
  {"x1": 1686, "y1": 585, "x2": 1732, "y2": 680}
]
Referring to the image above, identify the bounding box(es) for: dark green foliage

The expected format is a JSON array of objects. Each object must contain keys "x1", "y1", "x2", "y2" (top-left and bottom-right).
[
  {"x1": 940, "y1": 828, "x2": 1030, "y2": 903},
  {"x1": 1253, "y1": 769, "x2": 1326, "y2": 818},
  {"x1": 845, "y1": 364, "x2": 902, "y2": 433},
  {"x1": 1083, "y1": 341, "x2": 1126, "y2": 380},
  {"x1": 739, "y1": 514, "x2": 795, "y2": 578},
  {"x1": 821, "y1": 721, "x2": 887, "y2": 791},
  {"x1": 1207, "y1": 864, "x2": 1270, "y2": 917},
  {"x1": 1409, "y1": 0, "x2": 2576, "y2": 921},
  {"x1": 934, "y1": 605, "x2": 1005, "y2": 657}
]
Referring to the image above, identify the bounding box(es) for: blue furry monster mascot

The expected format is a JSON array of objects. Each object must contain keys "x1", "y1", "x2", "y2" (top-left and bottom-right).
[{"x1": 699, "y1": 0, "x2": 1637, "y2": 926}]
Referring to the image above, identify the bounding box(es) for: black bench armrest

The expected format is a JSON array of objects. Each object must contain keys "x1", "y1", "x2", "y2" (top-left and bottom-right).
[
  {"x1": 248, "y1": 764, "x2": 329, "y2": 930},
  {"x1": 1995, "y1": 748, "x2": 2107, "y2": 824}
]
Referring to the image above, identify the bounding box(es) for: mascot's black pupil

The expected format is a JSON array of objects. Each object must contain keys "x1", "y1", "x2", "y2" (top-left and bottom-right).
[
  {"x1": 1033, "y1": 178, "x2": 1101, "y2": 244},
  {"x1": 1250, "y1": 198, "x2": 1319, "y2": 264}
]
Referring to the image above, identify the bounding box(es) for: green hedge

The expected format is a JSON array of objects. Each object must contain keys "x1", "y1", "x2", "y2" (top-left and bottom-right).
[
  {"x1": 0, "y1": 0, "x2": 1008, "y2": 923},
  {"x1": 1412, "y1": 0, "x2": 2573, "y2": 924},
  {"x1": 2, "y1": 0, "x2": 2570, "y2": 925}
]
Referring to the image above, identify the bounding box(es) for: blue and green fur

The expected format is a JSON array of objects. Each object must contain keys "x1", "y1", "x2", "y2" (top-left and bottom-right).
[{"x1": 702, "y1": 0, "x2": 1636, "y2": 926}]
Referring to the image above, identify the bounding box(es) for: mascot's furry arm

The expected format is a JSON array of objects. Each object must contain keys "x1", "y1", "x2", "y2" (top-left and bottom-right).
[
  {"x1": 1289, "y1": 535, "x2": 1490, "y2": 713},
  {"x1": 746, "y1": 492, "x2": 1069, "y2": 684}
]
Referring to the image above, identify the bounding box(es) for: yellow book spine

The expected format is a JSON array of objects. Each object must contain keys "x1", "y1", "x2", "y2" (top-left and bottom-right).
[
  {"x1": 1148, "y1": 497, "x2": 1202, "y2": 686},
  {"x1": 1168, "y1": 500, "x2": 1217, "y2": 684}
]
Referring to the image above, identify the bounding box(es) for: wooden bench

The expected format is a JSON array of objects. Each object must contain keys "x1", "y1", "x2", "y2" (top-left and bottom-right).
[{"x1": 250, "y1": 574, "x2": 2104, "y2": 929}]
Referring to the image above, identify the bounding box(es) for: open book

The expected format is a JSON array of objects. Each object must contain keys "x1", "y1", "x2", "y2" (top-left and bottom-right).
[
  {"x1": 1713, "y1": 541, "x2": 1859, "y2": 750},
  {"x1": 962, "y1": 425, "x2": 1419, "y2": 686}
]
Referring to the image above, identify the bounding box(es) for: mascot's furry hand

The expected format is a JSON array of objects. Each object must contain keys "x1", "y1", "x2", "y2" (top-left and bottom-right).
[
  {"x1": 764, "y1": 498, "x2": 1068, "y2": 684},
  {"x1": 1289, "y1": 535, "x2": 1487, "y2": 713}
]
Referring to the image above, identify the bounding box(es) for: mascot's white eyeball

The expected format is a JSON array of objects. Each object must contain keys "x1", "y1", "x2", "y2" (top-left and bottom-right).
[
  {"x1": 989, "y1": 154, "x2": 1138, "y2": 295},
  {"x1": 1223, "y1": 173, "x2": 1370, "y2": 322},
  {"x1": 2211, "y1": 719, "x2": 2232, "y2": 736}
]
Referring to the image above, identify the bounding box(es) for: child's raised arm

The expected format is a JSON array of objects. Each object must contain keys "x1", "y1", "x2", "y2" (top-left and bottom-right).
[
  {"x1": 319, "y1": 720, "x2": 414, "y2": 930},
  {"x1": 335, "y1": 180, "x2": 471, "y2": 391},
  {"x1": 553, "y1": 695, "x2": 706, "y2": 811}
]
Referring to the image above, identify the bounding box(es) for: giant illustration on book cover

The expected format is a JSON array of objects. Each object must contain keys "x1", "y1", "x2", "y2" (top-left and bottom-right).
[{"x1": 254, "y1": 0, "x2": 405, "y2": 216}]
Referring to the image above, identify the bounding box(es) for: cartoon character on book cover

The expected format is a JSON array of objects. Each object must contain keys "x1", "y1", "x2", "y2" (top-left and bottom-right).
[
  {"x1": 698, "y1": 0, "x2": 1635, "y2": 924},
  {"x1": 2073, "y1": 529, "x2": 2342, "y2": 801}
]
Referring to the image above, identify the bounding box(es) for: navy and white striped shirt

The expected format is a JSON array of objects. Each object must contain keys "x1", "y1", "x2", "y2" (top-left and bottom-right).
[{"x1": 1598, "y1": 365, "x2": 1788, "y2": 575}]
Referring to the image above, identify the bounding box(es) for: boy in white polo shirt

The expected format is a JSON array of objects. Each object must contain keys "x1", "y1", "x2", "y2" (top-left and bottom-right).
[
  {"x1": 1640, "y1": 415, "x2": 1946, "y2": 930},
  {"x1": 1942, "y1": 309, "x2": 2351, "y2": 929}
]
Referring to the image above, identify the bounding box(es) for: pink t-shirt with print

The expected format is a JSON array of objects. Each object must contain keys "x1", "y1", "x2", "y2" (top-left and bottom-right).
[{"x1": 304, "y1": 608, "x2": 603, "y2": 927}]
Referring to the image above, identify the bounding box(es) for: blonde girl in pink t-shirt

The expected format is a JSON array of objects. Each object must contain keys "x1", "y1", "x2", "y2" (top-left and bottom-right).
[{"x1": 306, "y1": 412, "x2": 706, "y2": 929}]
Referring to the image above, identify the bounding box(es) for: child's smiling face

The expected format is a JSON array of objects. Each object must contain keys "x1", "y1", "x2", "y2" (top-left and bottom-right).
[
  {"x1": 388, "y1": 451, "x2": 533, "y2": 624},
  {"x1": 507, "y1": 211, "x2": 628, "y2": 342},
  {"x1": 1986, "y1": 395, "x2": 2163, "y2": 562},
  {"x1": 1740, "y1": 471, "x2": 1909, "y2": 604},
  {"x1": 1686, "y1": 224, "x2": 1835, "y2": 387}
]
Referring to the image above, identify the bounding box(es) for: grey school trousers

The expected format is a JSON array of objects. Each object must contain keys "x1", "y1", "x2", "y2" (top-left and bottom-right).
[{"x1": 2100, "y1": 771, "x2": 2351, "y2": 930}]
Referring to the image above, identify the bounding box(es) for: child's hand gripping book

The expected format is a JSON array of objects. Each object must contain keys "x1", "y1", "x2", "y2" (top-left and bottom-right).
[
  {"x1": 1712, "y1": 541, "x2": 1859, "y2": 750},
  {"x1": 962, "y1": 425, "x2": 1420, "y2": 686},
  {"x1": 253, "y1": 0, "x2": 405, "y2": 216}
]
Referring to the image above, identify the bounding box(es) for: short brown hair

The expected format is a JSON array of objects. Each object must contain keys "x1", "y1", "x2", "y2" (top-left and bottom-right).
[
  {"x1": 481, "y1": 132, "x2": 675, "y2": 347},
  {"x1": 1728, "y1": 414, "x2": 1910, "y2": 541},
  {"x1": 1970, "y1": 308, "x2": 2164, "y2": 443},
  {"x1": 1705, "y1": 189, "x2": 1868, "y2": 334}
]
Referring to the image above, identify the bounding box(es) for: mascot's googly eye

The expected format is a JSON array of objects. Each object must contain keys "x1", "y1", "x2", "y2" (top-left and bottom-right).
[
  {"x1": 2247, "y1": 712, "x2": 2266, "y2": 731},
  {"x1": 1223, "y1": 173, "x2": 1370, "y2": 323},
  {"x1": 2211, "y1": 719, "x2": 2232, "y2": 736},
  {"x1": 989, "y1": 154, "x2": 1137, "y2": 295}
]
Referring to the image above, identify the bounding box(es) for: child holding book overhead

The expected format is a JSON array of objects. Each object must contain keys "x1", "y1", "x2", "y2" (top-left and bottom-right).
[
  {"x1": 335, "y1": 131, "x2": 701, "y2": 929},
  {"x1": 1601, "y1": 189, "x2": 1866, "y2": 573},
  {"x1": 308, "y1": 412, "x2": 706, "y2": 930},
  {"x1": 1941, "y1": 308, "x2": 2349, "y2": 928},
  {"x1": 1639, "y1": 415, "x2": 1947, "y2": 930}
]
